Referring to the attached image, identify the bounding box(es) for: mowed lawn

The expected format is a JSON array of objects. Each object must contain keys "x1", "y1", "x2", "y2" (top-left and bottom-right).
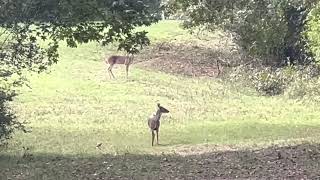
[{"x1": 2, "y1": 21, "x2": 320, "y2": 168}]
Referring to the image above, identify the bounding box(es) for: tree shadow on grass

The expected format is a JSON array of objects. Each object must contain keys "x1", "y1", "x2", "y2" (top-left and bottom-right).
[{"x1": 1, "y1": 143, "x2": 320, "y2": 179}]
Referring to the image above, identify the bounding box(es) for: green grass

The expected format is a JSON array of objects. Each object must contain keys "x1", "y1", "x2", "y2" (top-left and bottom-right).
[
  {"x1": 137, "y1": 20, "x2": 193, "y2": 41},
  {"x1": 2, "y1": 20, "x2": 320, "y2": 173}
]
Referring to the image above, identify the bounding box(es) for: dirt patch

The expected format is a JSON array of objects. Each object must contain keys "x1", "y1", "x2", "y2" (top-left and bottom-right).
[
  {"x1": 159, "y1": 143, "x2": 320, "y2": 179},
  {"x1": 2, "y1": 143, "x2": 320, "y2": 179},
  {"x1": 135, "y1": 41, "x2": 243, "y2": 77}
]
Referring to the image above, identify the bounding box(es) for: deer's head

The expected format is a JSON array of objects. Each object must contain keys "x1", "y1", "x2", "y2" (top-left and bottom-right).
[{"x1": 157, "y1": 103, "x2": 169, "y2": 113}]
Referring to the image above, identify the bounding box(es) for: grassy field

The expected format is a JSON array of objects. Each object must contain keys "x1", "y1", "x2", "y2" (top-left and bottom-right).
[{"x1": 1, "y1": 20, "x2": 320, "y2": 179}]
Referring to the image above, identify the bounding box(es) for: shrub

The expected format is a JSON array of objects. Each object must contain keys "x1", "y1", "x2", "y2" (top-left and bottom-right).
[
  {"x1": 305, "y1": 1, "x2": 320, "y2": 63},
  {"x1": 166, "y1": 0, "x2": 318, "y2": 64},
  {"x1": 0, "y1": 89, "x2": 26, "y2": 146},
  {"x1": 250, "y1": 66, "x2": 297, "y2": 96},
  {"x1": 284, "y1": 64, "x2": 320, "y2": 101},
  {"x1": 226, "y1": 62, "x2": 320, "y2": 97}
]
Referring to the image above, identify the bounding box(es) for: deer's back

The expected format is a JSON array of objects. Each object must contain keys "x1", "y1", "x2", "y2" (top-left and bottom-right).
[{"x1": 106, "y1": 55, "x2": 129, "y2": 65}]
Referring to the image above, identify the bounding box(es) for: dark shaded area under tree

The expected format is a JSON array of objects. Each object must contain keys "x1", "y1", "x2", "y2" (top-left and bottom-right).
[{"x1": 1, "y1": 143, "x2": 320, "y2": 179}]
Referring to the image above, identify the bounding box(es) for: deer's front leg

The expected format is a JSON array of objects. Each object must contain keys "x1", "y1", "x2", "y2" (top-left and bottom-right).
[
  {"x1": 125, "y1": 64, "x2": 129, "y2": 79},
  {"x1": 151, "y1": 130, "x2": 155, "y2": 146},
  {"x1": 156, "y1": 129, "x2": 159, "y2": 145}
]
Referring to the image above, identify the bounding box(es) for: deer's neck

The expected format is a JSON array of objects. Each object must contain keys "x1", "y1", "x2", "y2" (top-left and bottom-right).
[{"x1": 154, "y1": 109, "x2": 162, "y2": 121}]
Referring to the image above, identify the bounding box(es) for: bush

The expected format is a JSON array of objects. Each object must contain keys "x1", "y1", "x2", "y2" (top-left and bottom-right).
[
  {"x1": 284, "y1": 64, "x2": 320, "y2": 101},
  {"x1": 0, "y1": 90, "x2": 26, "y2": 146},
  {"x1": 252, "y1": 68, "x2": 289, "y2": 96},
  {"x1": 285, "y1": 76, "x2": 320, "y2": 102},
  {"x1": 226, "y1": 62, "x2": 320, "y2": 97},
  {"x1": 248, "y1": 66, "x2": 299, "y2": 96},
  {"x1": 167, "y1": 0, "x2": 318, "y2": 64},
  {"x1": 305, "y1": 1, "x2": 320, "y2": 63}
]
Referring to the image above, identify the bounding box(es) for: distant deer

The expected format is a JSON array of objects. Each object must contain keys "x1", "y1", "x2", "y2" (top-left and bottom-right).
[
  {"x1": 148, "y1": 103, "x2": 170, "y2": 146},
  {"x1": 104, "y1": 54, "x2": 134, "y2": 79}
]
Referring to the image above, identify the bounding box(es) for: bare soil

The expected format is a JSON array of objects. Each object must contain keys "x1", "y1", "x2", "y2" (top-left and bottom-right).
[
  {"x1": 1, "y1": 143, "x2": 320, "y2": 179},
  {"x1": 135, "y1": 42, "x2": 242, "y2": 78}
]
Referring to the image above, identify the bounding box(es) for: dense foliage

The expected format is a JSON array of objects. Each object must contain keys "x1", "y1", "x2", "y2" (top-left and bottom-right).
[
  {"x1": 166, "y1": 0, "x2": 318, "y2": 65},
  {"x1": 0, "y1": 0, "x2": 160, "y2": 145},
  {"x1": 305, "y1": 1, "x2": 320, "y2": 62}
]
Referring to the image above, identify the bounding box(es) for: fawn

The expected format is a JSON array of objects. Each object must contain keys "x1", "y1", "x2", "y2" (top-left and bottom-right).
[
  {"x1": 148, "y1": 103, "x2": 170, "y2": 146},
  {"x1": 104, "y1": 54, "x2": 134, "y2": 79}
]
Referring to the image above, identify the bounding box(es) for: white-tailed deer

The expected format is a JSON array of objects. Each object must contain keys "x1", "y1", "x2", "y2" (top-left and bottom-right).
[
  {"x1": 148, "y1": 103, "x2": 170, "y2": 146},
  {"x1": 104, "y1": 54, "x2": 134, "y2": 79}
]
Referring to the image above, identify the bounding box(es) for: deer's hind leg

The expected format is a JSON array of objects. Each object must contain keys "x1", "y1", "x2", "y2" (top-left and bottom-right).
[{"x1": 108, "y1": 64, "x2": 115, "y2": 79}]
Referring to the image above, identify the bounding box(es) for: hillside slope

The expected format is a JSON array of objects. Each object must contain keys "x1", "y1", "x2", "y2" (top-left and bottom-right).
[{"x1": 1, "y1": 20, "x2": 320, "y2": 179}]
